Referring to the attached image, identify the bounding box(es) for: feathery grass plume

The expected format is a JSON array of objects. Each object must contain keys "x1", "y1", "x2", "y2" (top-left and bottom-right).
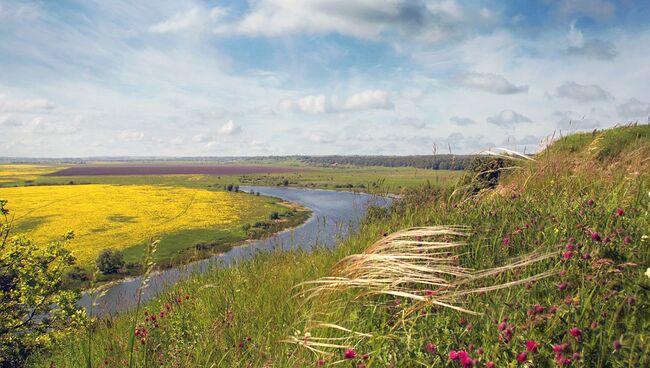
[{"x1": 289, "y1": 226, "x2": 559, "y2": 354}]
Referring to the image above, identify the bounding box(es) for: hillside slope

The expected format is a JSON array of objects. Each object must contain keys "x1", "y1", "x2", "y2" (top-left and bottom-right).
[{"x1": 37, "y1": 125, "x2": 649, "y2": 367}]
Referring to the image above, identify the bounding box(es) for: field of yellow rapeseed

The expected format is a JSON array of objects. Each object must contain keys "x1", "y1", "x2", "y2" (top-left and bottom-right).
[
  {"x1": 0, "y1": 184, "x2": 268, "y2": 264},
  {"x1": 0, "y1": 164, "x2": 67, "y2": 184}
]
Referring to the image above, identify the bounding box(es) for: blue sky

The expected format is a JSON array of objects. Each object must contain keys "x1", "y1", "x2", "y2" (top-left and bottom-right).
[{"x1": 1, "y1": 0, "x2": 649, "y2": 157}]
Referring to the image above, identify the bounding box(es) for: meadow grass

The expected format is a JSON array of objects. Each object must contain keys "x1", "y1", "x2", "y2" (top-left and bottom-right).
[
  {"x1": 6, "y1": 165, "x2": 461, "y2": 194},
  {"x1": 33, "y1": 125, "x2": 650, "y2": 367}
]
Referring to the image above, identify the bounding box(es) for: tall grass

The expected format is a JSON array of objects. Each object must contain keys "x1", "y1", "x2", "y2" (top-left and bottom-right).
[{"x1": 35, "y1": 126, "x2": 650, "y2": 367}]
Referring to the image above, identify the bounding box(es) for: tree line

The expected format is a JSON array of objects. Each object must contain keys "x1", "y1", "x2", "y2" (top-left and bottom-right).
[{"x1": 295, "y1": 155, "x2": 477, "y2": 170}]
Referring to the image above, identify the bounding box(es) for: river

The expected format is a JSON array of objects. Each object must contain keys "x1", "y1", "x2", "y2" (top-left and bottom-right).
[{"x1": 80, "y1": 186, "x2": 392, "y2": 316}]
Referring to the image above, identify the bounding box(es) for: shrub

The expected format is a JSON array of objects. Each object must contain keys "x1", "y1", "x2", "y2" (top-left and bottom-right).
[
  {"x1": 0, "y1": 200, "x2": 84, "y2": 366},
  {"x1": 95, "y1": 249, "x2": 125, "y2": 274},
  {"x1": 242, "y1": 223, "x2": 251, "y2": 231},
  {"x1": 270, "y1": 211, "x2": 280, "y2": 220}
]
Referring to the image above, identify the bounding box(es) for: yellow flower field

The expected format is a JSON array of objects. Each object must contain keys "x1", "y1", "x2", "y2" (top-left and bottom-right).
[
  {"x1": 0, "y1": 184, "x2": 265, "y2": 264},
  {"x1": 0, "y1": 164, "x2": 67, "y2": 183}
]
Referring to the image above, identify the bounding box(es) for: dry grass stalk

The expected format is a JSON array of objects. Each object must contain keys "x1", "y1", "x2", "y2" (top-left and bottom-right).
[{"x1": 287, "y1": 226, "x2": 559, "y2": 354}]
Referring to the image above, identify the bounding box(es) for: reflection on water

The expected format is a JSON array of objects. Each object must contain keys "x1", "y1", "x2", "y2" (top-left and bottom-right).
[{"x1": 80, "y1": 186, "x2": 392, "y2": 316}]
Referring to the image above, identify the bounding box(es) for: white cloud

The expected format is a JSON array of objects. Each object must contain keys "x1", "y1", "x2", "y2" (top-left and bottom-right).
[
  {"x1": 192, "y1": 134, "x2": 210, "y2": 143},
  {"x1": 0, "y1": 94, "x2": 56, "y2": 113},
  {"x1": 218, "y1": 120, "x2": 241, "y2": 135},
  {"x1": 343, "y1": 90, "x2": 394, "y2": 110},
  {"x1": 486, "y1": 110, "x2": 532, "y2": 127},
  {"x1": 149, "y1": 7, "x2": 227, "y2": 34},
  {"x1": 554, "y1": 81, "x2": 611, "y2": 102},
  {"x1": 450, "y1": 116, "x2": 477, "y2": 126},
  {"x1": 119, "y1": 130, "x2": 145, "y2": 142},
  {"x1": 617, "y1": 98, "x2": 650, "y2": 118},
  {"x1": 283, "y1": 90, "x2": 393, "y2": 114},
  {"x1": 459, "y1": 72, "x2": 528, "y2": 94},
  {"x1": 220, "y1": 0, "x2": 485, "y2": 43}
]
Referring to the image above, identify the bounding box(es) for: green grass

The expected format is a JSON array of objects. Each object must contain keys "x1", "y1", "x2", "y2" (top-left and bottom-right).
[
  {"x1": 2, "y1": 164, "x2": 461, "y2": 194},
  {"x1": 30, "y1": 126, "x2": 650, "y2": 367}
]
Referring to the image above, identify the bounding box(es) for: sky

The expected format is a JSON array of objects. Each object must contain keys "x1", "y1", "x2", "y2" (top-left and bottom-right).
[{"x1": 1, "y1": 0, "x2": 649, "y2": 157}]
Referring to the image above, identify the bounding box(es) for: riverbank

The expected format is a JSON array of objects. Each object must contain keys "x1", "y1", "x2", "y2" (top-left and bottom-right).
[
  {"x1": 34, "y1": 125, "x2": 650, "y2": 367},
  {"x1": 66, "y1": 195, "x2": 312, "y2": 291}
]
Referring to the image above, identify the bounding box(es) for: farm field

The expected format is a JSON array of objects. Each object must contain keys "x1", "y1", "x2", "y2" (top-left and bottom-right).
[
  {"x1": 0, "y1": 164, "x2": 67, "y2": 183},
  {"x1": 0, "y1": 184, "x2": 304, "y2": 273},
  {"x1": 1, "y1": 162, "x2": 461, "y2": 193}
]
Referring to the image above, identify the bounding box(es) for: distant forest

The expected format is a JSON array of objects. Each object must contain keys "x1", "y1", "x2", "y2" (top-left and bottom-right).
[{"x1": 294, "y1": 155, "x2": 476, "y2": 170}]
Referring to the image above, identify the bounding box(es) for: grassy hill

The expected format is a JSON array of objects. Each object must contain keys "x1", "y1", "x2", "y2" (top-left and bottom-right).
[{"x1": 35, "y1": 125, "x2": 649, "y2": 367}]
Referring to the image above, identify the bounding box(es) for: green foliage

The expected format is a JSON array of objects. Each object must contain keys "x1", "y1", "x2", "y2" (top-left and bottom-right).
[
  {"x1": 95, "y1": 249, "x2": 125, "y2": 274},
  {"x1": 0, "y1": 200, "x2": 85, "y2": 367},
  {"x1": 269, "y1": 211, "x2": 280, "y2": 220},
  {"x1": 466, "y1": 156, "x2": 510, "y2": 193}
]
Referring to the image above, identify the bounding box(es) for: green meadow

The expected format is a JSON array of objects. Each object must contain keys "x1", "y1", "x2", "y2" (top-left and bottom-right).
[{"x1": 30, "y1": 125, "x2": 650, "y2": 367}]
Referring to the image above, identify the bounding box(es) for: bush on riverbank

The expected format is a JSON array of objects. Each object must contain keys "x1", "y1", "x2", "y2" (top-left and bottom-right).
[{"x1": 34, "y1": 125, "x2": 650, "y2": 367}]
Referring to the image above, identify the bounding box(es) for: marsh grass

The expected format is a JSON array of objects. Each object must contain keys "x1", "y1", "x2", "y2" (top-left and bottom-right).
[{"x1": 34, "y1": 125, "x2": 650, "y2": 367}]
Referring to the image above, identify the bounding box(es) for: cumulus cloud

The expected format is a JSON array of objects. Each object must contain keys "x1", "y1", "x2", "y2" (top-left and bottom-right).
[
  {"x1": 218, "y1": 0, "x2": 489, "y2": 43},
  {"x1": 343, "y1": 90, "x2": 394, "y2": 110},
  {"x1": 459, "y1": 72, "x2": 528, "y2": 94},
  {"x1": 282, "y1": 90, "x2": 393, "y2": 114},
  {"x1": 218, "y1": 120, "x2": 241, "y2": 135},
  {"x1": 568, "y1": 39, "x2": 617, "y2": 60},
  {"x1": 554, "y1": 82, "x2": 611, "y2": 102},
  {"x1": 450, "y1": 116, "x2": 477, "y2": 126},
  {"x1": 617, "y1": 98, "x2": 650, "y2": 118},
  {"x1": 119, "y1": 130, "x2": 145, "y2": 142},
  {"x1": 486, "y1": 110, "x2": 532, "y2": 127}
]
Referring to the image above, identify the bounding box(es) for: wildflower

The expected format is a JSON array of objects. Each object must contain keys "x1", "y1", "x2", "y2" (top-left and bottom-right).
[
  {"x1": 526, "y1": 340, "x2": 539, "y2": 353},
  {"x1": 176, "y1": 297, "x2": 182, "y2": 303},
  {"x1": 590, "y1": 231, "x2": 601, "y2": 241},
  {"x1": 143, "y1": 311, "x2": 148, "y2": 316},
  {"x1": 185, "y1": 294, "x2": 190, "y2": 300},
  {"x1": 586, "y1": 199, "x2": 594, "y2": 206},
  {"x1": 558, "y1": 282, "x2": 568, "y2": 291},
  {"x1": 344, "y1": 349, "x2": 356, "y2": 359},
  {"x1": 623, "y1": 235, "x2": 632, "y2": 244},
  {"x1": 569, "y1": 327, "x2": 582, "y2": 339},
  {"x1": 646, "y1": 267, "x2": 650, "y2": 279},
  {"x1": 424, "y1": 289, "x2": 434, "y2": 296},
  {"x1": 582, "y1": 253, "x2": 591, "y2": 260},
  {"x1": 553, "y1": 344, "x2": 568, "y2": 353},
  {"x1": 425, "y1": 342, "x2": 436, "y2": 354},
  {"x1": 590, "y1": 321, "x2": 598, "y2": 329},
  {"x1": 627, "y1": 296, "x2": 636, "y2": 306},
  {"x1": 476, "y1": 347, "x2": 484, "y2": 355},
  {"x1": 516, "y1": 352, "x2": 527, "y2": 363},
  {"x1": 572, "y1": 352, "x2": 580, "y2": 361},
  {"x1": 486, "y1": 362, "x2": 495, "y2": 368},
  {"x1": 449, "y1": 351, "x2": 460, "y2": 360},
  {"x1": 616, "y1": 208, "x2": 624, "y2": 216},
  {"x1": 502, "y1": 237, "x2": 510, "y2": 246},
  {"x1": 316, "y1": 359, "x2": 326, "y2": 366},
  {"x1": 498, "y1": 321, "x2": 507, "y2": 331},
  {"x1": 555, "y1": 354, "x2": 572, "y2": 366},
  {"x1": 613, "y1": 340, "x2": 622, "y2": 350},
  {"x1": 562, "y1": 251, "x2": 573, "y2": 260}
]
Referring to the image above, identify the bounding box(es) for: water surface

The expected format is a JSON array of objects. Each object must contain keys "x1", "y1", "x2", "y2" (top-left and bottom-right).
[{"x1": 81, "y1": 186, "x2": 391, "y2": 316}]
